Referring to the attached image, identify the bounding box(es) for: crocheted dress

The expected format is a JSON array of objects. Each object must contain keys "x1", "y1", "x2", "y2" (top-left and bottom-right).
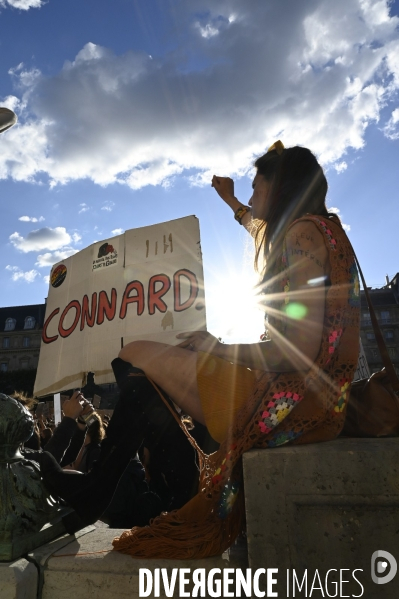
[{"x1": 112, "y1": 214, "x2": 361, "y2": 559}]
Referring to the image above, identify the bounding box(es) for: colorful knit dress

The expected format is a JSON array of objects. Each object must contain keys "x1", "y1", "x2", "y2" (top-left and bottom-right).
[{"x1": 113, "y1": 214, "x2": 361, "y2": 559}]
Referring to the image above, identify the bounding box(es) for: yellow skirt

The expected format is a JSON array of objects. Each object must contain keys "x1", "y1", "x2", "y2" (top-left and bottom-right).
[{"x1": 196, "y1": 352, "x2": 258, "y2": 443}]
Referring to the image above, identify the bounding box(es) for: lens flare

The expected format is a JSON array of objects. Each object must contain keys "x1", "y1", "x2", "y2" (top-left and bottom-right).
[{"x1": 285, "y1": 302, "x2": 308, "y2": 320}]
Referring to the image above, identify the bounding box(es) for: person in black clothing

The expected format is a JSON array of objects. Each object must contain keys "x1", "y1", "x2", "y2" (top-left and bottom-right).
[
  {"x1": 64, "y1": 413, "x2": 104, "y2": 473},
  {"x1": 19, "y1": 360, "x2": 216, "y2": 534}
]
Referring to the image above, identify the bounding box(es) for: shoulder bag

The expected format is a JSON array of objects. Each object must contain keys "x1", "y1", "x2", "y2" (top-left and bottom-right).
[{"x1": 342, "y1": 256, "x2": 399, "y2": 437}]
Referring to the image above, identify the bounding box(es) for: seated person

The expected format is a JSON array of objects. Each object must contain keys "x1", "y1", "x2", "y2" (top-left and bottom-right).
[{"x1": 111, "y1": 142, "x2": 361, "y2": 559}]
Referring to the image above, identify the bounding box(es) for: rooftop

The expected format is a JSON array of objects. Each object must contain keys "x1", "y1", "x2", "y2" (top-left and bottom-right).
[{"x1": 0, "y1": 304, "x2": 46, "y2": 332}]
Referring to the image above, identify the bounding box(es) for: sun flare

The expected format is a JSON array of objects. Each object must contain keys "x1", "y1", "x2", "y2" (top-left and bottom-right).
[{"x1": 205, "y1": 267, "x2": 265, "y2": 344}]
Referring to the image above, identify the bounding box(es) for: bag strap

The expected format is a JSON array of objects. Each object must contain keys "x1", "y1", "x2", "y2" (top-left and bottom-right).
[{"x1": 353, "y1": 253, "x2": 399, "y2": 394}]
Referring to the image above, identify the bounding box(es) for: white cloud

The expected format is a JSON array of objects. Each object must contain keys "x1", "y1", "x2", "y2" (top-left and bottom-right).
[
  {"x1": 1, "y1": 95, "x2": 21, "y2": 112},
  {"x1": 0, "y1": 0, "x2": 43, "y2": 10},
  {"x1": 5, "y1": 265, "x2": 40, "y2": 283},
  {"x1": 1, "y1": 1, "x2": 399, "y2": 188},
  {"x1": 9, "y1": 226, "x2": 72, "y2": 252},
  {"x1": 111, "y1": 228, "x2": 124, "y2": 235},
  {"x1": 195, "y1": 22, "x2": 219, "y2": 39},
  {"x1": 18, "y1": 215, "x2": 45, "y2": 222},
  {"x1": 79, "y1": 203, "x2": 89, "y2": 213},
  {"x1": 334, "y1": 161, "x2": 348, "y2": 173},
  {"x1": 383, "y1": 107, "x2": 399, "y2": 139},
  {"x1": 328, "y1": 206, "x2": 351, "y2": 231},
  {"x1": 35, "y1": 248, "x2": 79, "y2": 267},
  {"x1": 101, "y1": 201, "x2": 115, "y2": 212}
]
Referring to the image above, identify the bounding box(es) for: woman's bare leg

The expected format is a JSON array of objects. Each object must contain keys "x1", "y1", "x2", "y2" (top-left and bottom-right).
[{"x1": 118, "y1": 341, "x2": 205, "y2": 424}]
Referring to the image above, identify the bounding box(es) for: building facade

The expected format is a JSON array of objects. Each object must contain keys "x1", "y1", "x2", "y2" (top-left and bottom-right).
[
  {"x1": 360, "y1": 273, "x2": 399, "y2": 376},
  {"x1": 0, "y1": 304, "x2": 45, "y2": 372}
]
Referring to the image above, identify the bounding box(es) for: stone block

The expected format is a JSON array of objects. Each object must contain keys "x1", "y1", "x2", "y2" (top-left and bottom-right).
[
  {"x1": 0, "y1": 558, "x2": 38, "y2": 599},
  {"x1": 243, "y1": 438, "x2": 399, "y2": 598},
  {"x1": 41, "y1": 527, "x2": 247, "y2": 599}
]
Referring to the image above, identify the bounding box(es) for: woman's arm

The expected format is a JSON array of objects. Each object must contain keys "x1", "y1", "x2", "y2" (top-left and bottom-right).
[
  {"x1": 211, "y1": 175, "x2": 252, "y2": 230},
  {"x1": 177, "y1": 221, "x2": 329, "y2": 372}
]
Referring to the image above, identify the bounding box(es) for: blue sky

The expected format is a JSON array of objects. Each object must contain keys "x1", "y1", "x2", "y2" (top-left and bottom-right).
[{"x1": 1, "y1": 0, "x2": 399, "y2": 342}]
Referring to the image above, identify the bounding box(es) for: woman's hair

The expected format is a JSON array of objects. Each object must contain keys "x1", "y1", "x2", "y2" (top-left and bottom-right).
[
  {"x1": 87, "y1": 413, "x2": 106, "y2": 445},
  {"x1": 11, "y1": 391, "x2": 37, "y2": 411},
  {"x1": 253, "y1": 145, "x2": 338, "y2": 282}
]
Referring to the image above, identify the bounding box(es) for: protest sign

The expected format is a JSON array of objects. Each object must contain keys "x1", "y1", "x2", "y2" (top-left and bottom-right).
[
  {"x1": 53, "y1": 393, "x2": 61, "y2": 424},
  {"x1": 34, "y1": 216, "x2": 206, "y2": 397}
]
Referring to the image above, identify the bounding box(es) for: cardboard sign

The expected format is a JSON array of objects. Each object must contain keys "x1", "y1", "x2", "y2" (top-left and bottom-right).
[
  {"x1": 34, "y1": 216, "x2": 206, "y2": 397},
  {"x1": 54, "y1": 393, "x2": 61, "y2": 425}
]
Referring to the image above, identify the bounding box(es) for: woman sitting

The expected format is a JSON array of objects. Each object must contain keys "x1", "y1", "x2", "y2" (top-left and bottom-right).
[{"x1": 112, "y1": 141, "x2": 361, "y2": 559}]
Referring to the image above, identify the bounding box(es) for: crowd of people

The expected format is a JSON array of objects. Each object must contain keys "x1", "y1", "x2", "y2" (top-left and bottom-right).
[
  {"x1": 7, "y1": 141, "x2": 360, "y2": 559},
  {"x1": 11, "y1": 387, "x2": 214, "y2": 529}
]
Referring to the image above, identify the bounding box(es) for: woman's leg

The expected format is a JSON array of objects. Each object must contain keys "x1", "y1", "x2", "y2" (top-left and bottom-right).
[{"x1": 119, "y1": 341, "x2": 206, "y2": 425}]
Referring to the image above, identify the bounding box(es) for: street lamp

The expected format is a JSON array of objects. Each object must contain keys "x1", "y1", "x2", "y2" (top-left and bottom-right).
[{"x1": 0, "y1": 107, "x2": 17, "y2": 134}]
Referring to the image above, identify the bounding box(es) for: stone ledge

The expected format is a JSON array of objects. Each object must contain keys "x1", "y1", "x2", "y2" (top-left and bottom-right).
[
  {"x1": 40, "y1": 527, "x2": 247, "y2": 599},
  {"x1": 243, "y1": 438, "x2": 399, "y2": 599},
  {"x1": 0, "y1": 558, "x2": 38, "y2": 599}
]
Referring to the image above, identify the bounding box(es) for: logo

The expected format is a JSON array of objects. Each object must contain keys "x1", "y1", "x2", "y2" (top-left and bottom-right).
[
  {"x1": 93, "y1": 241, "x2": 118, "y2": 272},
  {"x1": 371, "y1": 550, "x2": 397, "y2": 585},
  {"x1": 51, "y1": 264, "x2": 67, "y2": 288},
  {"x1": 97, "y1": 242, "x2": 115, "y2": 258}
]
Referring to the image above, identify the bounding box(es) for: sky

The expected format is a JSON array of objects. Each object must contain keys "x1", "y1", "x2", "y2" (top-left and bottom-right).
[{"x1": 1, "y1": 0, "x2": 398, "y2": 343}]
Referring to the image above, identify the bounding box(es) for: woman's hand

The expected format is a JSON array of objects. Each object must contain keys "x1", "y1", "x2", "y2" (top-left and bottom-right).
[
  {"x1": 176, "y1": 331, "x2": 222, "y2": 355},
  {"x1": 211, "y1": 175, "x2": 235, "y2": 203},
  {"x1": 62, "y1": 391, "x2": 84, "y2": 420},
  {"x1": 211, "y1": 176, "x2": 251, "y2": 227}
]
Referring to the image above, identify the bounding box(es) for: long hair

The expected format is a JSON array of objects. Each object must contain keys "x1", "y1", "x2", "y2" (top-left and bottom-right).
[
  {"x1": 87, "y1": 413, "x2": 105, "y2": 445},
  {"x1": 253, "y1": 145, "x2": 338, "y2": 284}
]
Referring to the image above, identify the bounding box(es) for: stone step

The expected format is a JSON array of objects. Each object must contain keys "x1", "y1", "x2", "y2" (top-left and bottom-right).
[{"x1": 31, "y1": 526, "x2": 248, "y2": 599}]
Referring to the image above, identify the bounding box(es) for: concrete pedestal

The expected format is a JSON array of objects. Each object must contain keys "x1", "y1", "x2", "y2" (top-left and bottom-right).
[
  {"x1": 0, "y1": 558, "x2": 38, "y2": 599},
  {"x1": 243, "y1": 438, "x2": 399, "y2": 598},
  {"x1": 38, "y1": 527, "x2": 247, "y2": 599},
  {"x1": 2, "y1": 438, "x2": 399, "y2": 598}
]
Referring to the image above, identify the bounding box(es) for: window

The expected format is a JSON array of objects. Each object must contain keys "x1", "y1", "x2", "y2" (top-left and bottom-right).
[
  {"x1": 20, "y1": 359, "x2": 29, "y2": 369},
  {"x1": 366, "y1": 332, "x2": 375, "y2": 341},
  {"x1": 4, "y1": 318, "x2": 16, "y2": 331},
  {"x1": 23, "y1": 336, "x2": 30, "y2": 348},
  {"x1": 388, "y1": 348, "x2": 396, "y2": 358},
  {"x1": 24, "y1": 316, "x2": 36, "y2": 330},
  {"x1": 370, "y1": 348, "x2": 379, "y2": 358},
  {"x1": 380, "y1": 310, "x2": 390, "y2": 323},
  {"x1": 2, "y1": 337, "x2": 10, "y2": 349},
  {"x1": 0, "y1": 362, "x2": 8, "y2": 372},
  {"x1": 385, "y1": 330, "x2": 394, "y2": 340}
]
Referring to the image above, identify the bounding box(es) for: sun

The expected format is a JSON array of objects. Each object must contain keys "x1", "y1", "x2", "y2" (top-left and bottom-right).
[{"x1": 205, "y1": 265, "x2": 264, "y2": 344}]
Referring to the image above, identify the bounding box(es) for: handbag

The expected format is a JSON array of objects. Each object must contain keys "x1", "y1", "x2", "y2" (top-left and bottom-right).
[{"x1": 341, "y1": 256, "x2": 399, "y2": 437}]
